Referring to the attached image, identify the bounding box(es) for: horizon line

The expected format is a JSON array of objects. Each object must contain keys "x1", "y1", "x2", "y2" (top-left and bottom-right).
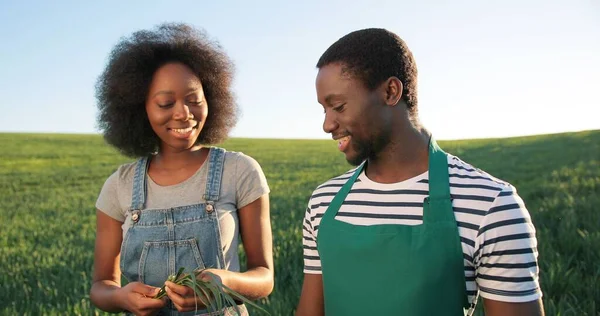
[{"x1": 0, "y1": 129, "x2": 597, "y2": 143}]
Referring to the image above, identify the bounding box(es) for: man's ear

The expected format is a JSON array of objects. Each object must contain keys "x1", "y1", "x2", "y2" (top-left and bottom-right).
[{"x1": 383, "y1": 76, "x2": 403, "y2": 106}]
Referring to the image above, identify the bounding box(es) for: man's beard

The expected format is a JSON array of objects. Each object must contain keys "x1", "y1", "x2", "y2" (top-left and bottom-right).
[{"x1": 346, "y1": 132, "x2": 390, "y2": 166}]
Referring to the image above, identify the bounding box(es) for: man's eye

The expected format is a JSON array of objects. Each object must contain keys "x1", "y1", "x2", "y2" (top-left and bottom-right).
[{"x1": 333, "y1": 104, "x2": 345, "y2": 112}]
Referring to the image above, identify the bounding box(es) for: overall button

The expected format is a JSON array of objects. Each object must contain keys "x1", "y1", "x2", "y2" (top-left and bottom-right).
[
  {"x1": 131, "y1": 211, "x2": 140, "y2": 222},
  {"x1": 206, "y1": 204, "x2": 214, "y2": 213}
]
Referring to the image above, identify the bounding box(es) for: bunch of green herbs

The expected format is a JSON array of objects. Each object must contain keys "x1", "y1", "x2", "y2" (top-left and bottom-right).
[{"x1": 154, "y1": 267, "x2": 270, "y2": 316}]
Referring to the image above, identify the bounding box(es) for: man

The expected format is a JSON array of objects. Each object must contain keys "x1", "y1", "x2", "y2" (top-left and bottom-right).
[{"x1": 296, "y1": 28, "x2": 544, "y2": 316}]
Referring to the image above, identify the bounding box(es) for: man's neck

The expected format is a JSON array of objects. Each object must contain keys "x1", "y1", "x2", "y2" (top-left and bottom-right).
[{"x1": 364, "y1": 124, "x2": 431, "y2": 184}]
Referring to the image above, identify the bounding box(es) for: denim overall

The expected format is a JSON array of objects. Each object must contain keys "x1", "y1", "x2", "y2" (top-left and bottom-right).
[{"x1": 120, "y1": 147, "x2": 247, "y2": 316}]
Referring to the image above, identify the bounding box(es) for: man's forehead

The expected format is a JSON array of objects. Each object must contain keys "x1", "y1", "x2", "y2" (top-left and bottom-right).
[
  {"x1": 317, "y1": 80, "x2": 355, "y2": 106},
  {"x1": 317, "y1": 64, "x2": 355, "y2": 86},
  {"x1": 318, "y1": 62, "x2": 347, "y2": 77}
]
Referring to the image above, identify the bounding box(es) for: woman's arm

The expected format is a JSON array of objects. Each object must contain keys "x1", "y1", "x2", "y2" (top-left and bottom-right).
[
  {"x1": 90, "y1": 210, "x2": 126, "y2": 312},
  {"x1": 213, "y1": 194, "x2": 274, "y2": 299},
  {"x1": 90, "y1": 210, "x2": 166, "y2": 314}
]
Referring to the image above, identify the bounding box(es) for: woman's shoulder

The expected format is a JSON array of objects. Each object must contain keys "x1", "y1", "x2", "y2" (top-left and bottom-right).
[
  {"x1": 216, "y1": 148, "x2": 270, "y2": 205},
  {"x1": 96, "y1": 159, "x2": 141, "y2": 219},
  {"x1": 116, "y1": 159, "x2": 142, "y2": 181},
  {"x1": 219, "y1": 148, "x2": 263, "y2": 171},
  {"x1": 102, "y1": 159, "x2": 142, "y2": 188}
]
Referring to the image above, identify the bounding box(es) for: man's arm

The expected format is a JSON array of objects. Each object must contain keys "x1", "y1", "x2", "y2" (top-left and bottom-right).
[
  {"x1": 296, "y1": 274, "x2": 324, "y2": 316},
  {"x1": 482, "y1": 298, "x2": 544, "y2": 316},
  {"x1": 475, "y1": 185, "x2": 544, "y2": 316},
  {"x1": 296, "y1": 199, "x2": 325, "y2": 316}
]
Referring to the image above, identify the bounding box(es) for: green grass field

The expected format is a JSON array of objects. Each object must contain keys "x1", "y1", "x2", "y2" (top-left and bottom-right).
[{"x1": 1, "y1": 130, "x2": 598, "y2": 315}]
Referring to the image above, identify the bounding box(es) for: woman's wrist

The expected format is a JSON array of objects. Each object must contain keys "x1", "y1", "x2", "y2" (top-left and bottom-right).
[{"x1": 110, "y1": 285, "x2": 128, "y2": 312}]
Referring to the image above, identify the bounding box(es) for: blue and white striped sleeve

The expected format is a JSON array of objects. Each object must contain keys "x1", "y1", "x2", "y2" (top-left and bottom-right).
[
  {"x1": 474, "y1": 185, "x2": 542, "y2": 302},
  {"x1": 302, "y1": 199, "x2": 322, "y2": 274}
]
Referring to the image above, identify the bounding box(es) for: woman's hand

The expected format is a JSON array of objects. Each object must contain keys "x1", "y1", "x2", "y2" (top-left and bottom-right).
[
  {"x1": 164, "y1": 193, "x2": 274, "y2": 312},
  {"x1": 117, "y1": 282, "x2": 167, "y2": 316},
  {"x1": 164, "y1": 268, "x2": 227, "y2": 312},
  {"x1": 90, "y1": 211, "x2": 167, "y2": 316}
]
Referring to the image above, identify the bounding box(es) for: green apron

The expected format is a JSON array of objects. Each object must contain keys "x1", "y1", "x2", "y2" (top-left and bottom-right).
[{"x1": 317, "y1": 138, "x2": 470, "y2": 315}]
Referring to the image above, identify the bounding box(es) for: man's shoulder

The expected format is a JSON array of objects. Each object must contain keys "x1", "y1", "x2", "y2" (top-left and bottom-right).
[
  {"x1": 315, "y1": 167, "x2": 360, "y2": 190},
  {"x1": 307, "y1": 166, "x2": 360, "y2": 203},
  {"x1": 446, "y1": 154, "x2": 513, "y2": 193}
]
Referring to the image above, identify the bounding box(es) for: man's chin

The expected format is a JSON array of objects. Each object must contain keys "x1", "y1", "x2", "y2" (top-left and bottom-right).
[{"x1": 345, "y1": 151, "x2": 366, "y2": 167}]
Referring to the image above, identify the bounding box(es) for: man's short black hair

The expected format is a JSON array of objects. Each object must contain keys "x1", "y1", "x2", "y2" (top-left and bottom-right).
[
  {"x1": 317, "y1": 28, "x2": 418, "y2": 114},
  {"x1": 95, "y1": 22, "x2": 238, "y2": 157}
]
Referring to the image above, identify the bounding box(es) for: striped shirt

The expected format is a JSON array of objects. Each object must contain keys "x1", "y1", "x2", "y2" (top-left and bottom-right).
[{"x1": 303, "y1": 154, "x2": 542, "y2": 307}]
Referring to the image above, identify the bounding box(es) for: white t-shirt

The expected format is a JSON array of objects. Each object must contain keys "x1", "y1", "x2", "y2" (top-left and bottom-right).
[
  {"x1": 303, "y1": 154, "x2": 542, "y2": 308},
  {"x1": 96, "y1": 150, "x2": 270, "y2": 272}
]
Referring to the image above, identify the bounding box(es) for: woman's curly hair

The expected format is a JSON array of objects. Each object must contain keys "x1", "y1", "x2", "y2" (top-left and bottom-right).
[{"x1": 95, "y1": 22, "x2": 238, "y2": 157}]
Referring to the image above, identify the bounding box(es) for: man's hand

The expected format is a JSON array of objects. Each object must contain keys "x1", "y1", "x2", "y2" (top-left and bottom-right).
[{"x1": 482, "y1": 297, "x2": 544, "y2": 316}]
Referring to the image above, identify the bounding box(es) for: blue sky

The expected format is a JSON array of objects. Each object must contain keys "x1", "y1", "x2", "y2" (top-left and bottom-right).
[{"x1": 0, "y1": 0, "x2": 598, "y2": 140}]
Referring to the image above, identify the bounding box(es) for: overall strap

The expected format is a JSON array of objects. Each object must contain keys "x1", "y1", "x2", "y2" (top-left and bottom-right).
[
  {"x1": 203, "y1": 147, "x2": 226, "y2": 203},
  {"x1": 130, "y1": 156, "x2": 150, "y2": 211}
]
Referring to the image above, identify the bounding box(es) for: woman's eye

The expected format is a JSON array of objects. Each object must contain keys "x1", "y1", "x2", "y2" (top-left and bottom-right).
[{"x1": 158, "y1": 102, "x2": 175, "y2": 108}]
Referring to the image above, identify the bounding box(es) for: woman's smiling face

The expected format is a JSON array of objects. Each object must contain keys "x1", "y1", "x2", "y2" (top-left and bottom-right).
[{"x1": 145, "y1": 62, "x2": 208, "y2": 153}]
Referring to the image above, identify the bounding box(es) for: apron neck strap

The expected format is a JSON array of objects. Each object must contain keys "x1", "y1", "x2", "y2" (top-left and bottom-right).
[
  {"x1": 427, "y1": 137, "x2": 451, "y2": 200},
  {"x1": 323, "y1": 136, "x2": 450, "y2": 220},
  {"x1": 322, "y1": 163, "x2": 364, "y2": 220}
]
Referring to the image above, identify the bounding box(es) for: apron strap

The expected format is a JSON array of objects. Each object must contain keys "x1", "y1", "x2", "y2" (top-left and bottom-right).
[
  {"x1": 321, "y1": 163, "x2": 365, "y2": 221},
  {"x1": 424, "y1": 137, "x2": 456, "y2": 223},
  {"x1": 427, "y1": 137, "x2": 451, "y2": 200},
  {"x1": 324, "y1": 137, "x2": 452, "y2": 223}
]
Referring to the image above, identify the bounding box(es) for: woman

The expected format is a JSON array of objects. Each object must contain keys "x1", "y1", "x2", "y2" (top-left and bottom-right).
[{"x1": 90, "y1": 23, "x2": 273, "y2": 316}]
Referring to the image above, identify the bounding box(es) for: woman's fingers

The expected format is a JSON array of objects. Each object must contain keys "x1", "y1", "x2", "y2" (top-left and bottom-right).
[{"x1": 165, "y1": 281, "x2": 208, "y2": 312}]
